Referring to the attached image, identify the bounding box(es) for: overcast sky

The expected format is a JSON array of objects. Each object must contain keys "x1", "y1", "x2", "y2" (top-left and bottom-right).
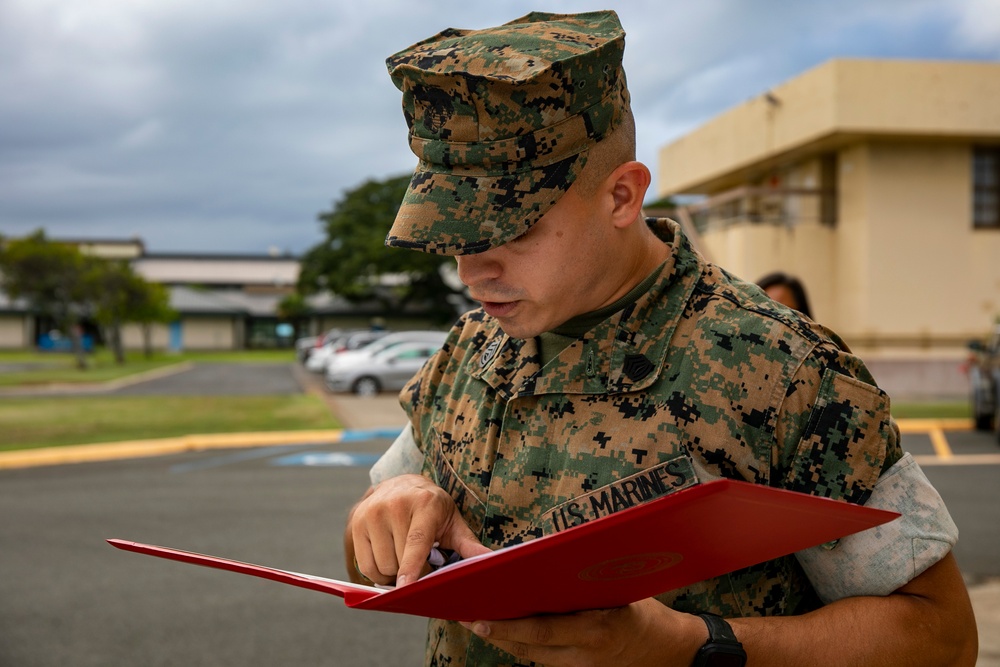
[{"x1": 2, "y1": 0, "x2": 998, "y2": 255}]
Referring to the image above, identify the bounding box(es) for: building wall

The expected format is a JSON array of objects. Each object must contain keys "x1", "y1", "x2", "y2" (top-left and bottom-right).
[
  {"x1": 0, "y1": 315, "x2": 29, "y2": 348},
  {"x1": 700, "y1": 155, "x2": 839, "y2": 326},
  {"x1": 863, "y1": 142, "x2": 968, "y2": 343},
  {"x1": 177, "y1": 317, "x2": 237, "y2": 350},
  {"x1": 662, "y1": 59, "x2": 1000, "y2": 369},
  {"x1": 833, "y1": 142, "x2": 876, "y2": 343},
  {"x1": 121, "y1": 322, "x2": 171, "y2": 351},
  {"x1": 658, "y1": 59, "x2": 1000, "y2": 195},
  {"x1": 698, "y1": 138, "x2": 1000, "y2": 355},
  {"x1": 134, "y1": 256, "x2": 299, "y2": 287},
  {"x1": 121, "y1": 317, "x2": 238, "y2": 351},
  {"x1": 836, "y1": 140, "x2": 1000, "y2": 352}
]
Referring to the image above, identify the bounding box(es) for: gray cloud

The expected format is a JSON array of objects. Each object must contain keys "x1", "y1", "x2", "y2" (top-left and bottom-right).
[{"x1": 0, "y1": 0, "x2": 996, "y2": 254}]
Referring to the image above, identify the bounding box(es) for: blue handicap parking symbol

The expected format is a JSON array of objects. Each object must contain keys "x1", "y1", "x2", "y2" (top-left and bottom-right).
[{"x1": 272, "y1": 452, "x2": 381, "y2": 467}]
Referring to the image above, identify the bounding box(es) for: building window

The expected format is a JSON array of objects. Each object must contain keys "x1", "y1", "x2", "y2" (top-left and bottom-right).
[
  {"x1": 973, "y1": 146, "x2": 1000, "y2": 229},
  {"x1": 819, "y1": 153, "x2": 838, "y2": 227}
]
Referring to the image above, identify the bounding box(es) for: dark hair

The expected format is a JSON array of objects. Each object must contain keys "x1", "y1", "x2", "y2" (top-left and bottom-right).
[{"x1": 756, "y1": 272, "x2": 813, "y2": 319}]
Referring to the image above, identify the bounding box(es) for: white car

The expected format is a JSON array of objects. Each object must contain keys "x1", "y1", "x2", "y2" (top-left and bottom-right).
[
  {"x1": 324, "y1": 339, "x2": 445, "y2": 396},
  {"x1": 324, "y1": 330, "x2": 448, "y2": 375},
  {"x1": 304, "y1": 330, "x2": 389, "y2": 373}
]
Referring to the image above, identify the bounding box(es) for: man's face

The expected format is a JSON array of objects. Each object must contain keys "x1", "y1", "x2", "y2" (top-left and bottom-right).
[{"x1": 454, "y1": 184, "x2": 619, "y2": 339}]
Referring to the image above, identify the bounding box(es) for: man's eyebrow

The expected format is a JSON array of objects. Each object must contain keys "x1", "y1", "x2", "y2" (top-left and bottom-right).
[{"x1": 509, "y1": 223, "x2": 538, "y2": 243}]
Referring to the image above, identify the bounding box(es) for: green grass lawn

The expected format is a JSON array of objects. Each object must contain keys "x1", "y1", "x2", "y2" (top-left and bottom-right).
[
  {"x1": 890, "y1": 401, "x2": 971, "y2": 420},
  {"x1": 0, "y1": 349, "x2": 296, "y2": 386},
  {"x1": 0, "y1": 349, "x2": 339, "y2": 450},
  {"x1": 0, "y1": 394, "x2": 340, "y2": 451}
]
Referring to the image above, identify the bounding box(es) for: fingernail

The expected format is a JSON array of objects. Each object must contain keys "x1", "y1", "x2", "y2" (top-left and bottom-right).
[
  {"x1": 472, "y1": 622, "x2": 490, "y2": 637},
  {"x1": 396, "y1": 574, "x2": 410, "y2": 587}
]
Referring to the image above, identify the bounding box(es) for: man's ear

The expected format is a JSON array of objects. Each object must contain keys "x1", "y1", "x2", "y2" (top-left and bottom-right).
[{"x1": 608, "y1": 161, "x2": 651, "y2": 229}]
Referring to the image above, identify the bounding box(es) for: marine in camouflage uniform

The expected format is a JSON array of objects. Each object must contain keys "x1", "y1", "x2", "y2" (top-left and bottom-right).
[
  {"x1": 354, "y1": 10, "x2": 967, "y2": 667},
  {"x1": 392, "y1": 217, "x2": 958, "y2": 666}
]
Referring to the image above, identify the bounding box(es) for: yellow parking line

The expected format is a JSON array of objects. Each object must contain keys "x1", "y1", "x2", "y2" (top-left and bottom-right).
[
  {"x1": 894, "y1": 418, "x2": 973, "y2": 433},
  {"x1": 894, "y1": 418, "x2": 1000, "y2": 465},
  {"x1": 928, "y1": 428, "x2": 954, "y2": 459}
]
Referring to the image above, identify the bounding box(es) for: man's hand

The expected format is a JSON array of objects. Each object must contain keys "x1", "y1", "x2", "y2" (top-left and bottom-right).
[
  {"x1": 460, "y1": 598, "x2": 707, "y2": 667},
  {"x1": 457, "y1": 553, "x2": 978, "y2": 667},
  {"x1": 348, "y1": 474, "x2": 490, "y2": 587}
]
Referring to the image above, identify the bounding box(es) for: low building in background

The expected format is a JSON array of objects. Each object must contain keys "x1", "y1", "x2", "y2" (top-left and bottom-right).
[
  {"x1": 657, "y1": 58, "x2": 1000, "y2": 398},
  {"x1": 0, "y1": 245, "x2": 446, "y2": 352}
]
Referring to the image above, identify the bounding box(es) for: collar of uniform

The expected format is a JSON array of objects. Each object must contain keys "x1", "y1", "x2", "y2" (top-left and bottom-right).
[{"x1": 471, "y1": 218, "x2": 703, "y2": 397}]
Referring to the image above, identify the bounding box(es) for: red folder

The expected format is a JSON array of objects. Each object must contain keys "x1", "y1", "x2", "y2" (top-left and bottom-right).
[{"x1": 108, "y1": 479, "x2": 898, "y2": 621}]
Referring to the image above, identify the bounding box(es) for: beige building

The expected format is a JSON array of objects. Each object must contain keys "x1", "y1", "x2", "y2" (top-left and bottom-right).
[{"x1": 656, "y1": 58, "x2": 1000, "y2": 396}]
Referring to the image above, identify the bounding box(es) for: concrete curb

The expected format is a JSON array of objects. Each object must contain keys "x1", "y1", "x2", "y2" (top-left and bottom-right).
[{"x1": 0, "y1": 429, "x2": 344, "y2": 470}]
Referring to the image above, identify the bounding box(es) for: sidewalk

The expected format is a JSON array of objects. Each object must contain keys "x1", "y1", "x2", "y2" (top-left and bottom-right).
[{"x1": 291, "y1": 363, "x2": 408, "y2": 430}]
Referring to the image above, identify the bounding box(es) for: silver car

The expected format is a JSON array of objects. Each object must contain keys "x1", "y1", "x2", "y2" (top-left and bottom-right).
[{"x1": 325, "y1": 339, "x2": 444, "y2": 396}]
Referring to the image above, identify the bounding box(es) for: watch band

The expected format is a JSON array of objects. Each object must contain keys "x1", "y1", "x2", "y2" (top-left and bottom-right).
[
  {"x1": 692, "y1": 613, "x2": 747, "y2": 667},
  {"x1": 700, "y1": 613, "x2": 740, "y2": 644}
]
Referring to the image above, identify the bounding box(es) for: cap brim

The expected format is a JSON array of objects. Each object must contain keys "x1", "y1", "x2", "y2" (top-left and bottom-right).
[{"x1": 385, "y1": 152, "x2": 586, "y2": 256}]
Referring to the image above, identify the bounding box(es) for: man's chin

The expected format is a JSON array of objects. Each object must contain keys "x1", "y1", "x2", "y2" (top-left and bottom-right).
[
  {"x1": 482, "y1": 314, "x2": 529, "y2": 340},
  {"x1": 478, "y1": 302, "x2": 552, "y2": 340}
]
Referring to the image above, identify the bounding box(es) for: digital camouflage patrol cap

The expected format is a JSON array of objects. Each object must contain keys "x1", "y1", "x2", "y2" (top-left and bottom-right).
[{"x1": 384, "y1": 11, "x2": 630, "y2": 256}]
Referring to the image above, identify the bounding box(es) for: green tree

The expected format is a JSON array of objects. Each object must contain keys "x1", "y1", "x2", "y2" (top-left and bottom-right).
[
  {"x1": 84, "y1": 260, "x2": 175, "y2": 362},
  {"x1": 0, "y1": 230, "x2": 91, "y2": 369},
  {"x1": 130, "y1": 281, "x2": 174, "y2": 359},
  {"x1": 643, "y1": 194, "x2": 677, "y2": 211},
  {"x1": 298, "y1": 175, "x2": 462, "y2": 320},
  {"x1": 278, "y1": 293, "x2": 307, "y2": 318}
]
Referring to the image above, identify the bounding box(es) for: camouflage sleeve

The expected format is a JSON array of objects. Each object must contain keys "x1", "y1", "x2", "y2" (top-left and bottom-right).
[
  {"x1": 370, "y1": 315, "x2": 472, "y2": 487},
  {"x1": 775, "y1": 343, "x2": 901, "y2": 505},
  {"x1": 774, "y1": 341, "x2": 954, "y2": 599},
  {"x1": 795, "y1": 452, "x2": 958, "y2": 602},
  {"x1": 368, "y1": 423, "x2": 425, "y2": 486}
]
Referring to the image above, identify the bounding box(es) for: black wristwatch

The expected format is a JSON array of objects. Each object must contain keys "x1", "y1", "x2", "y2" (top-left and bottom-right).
[{"x1": 692, "y1": 613, "x2": 747, "y2": 667}]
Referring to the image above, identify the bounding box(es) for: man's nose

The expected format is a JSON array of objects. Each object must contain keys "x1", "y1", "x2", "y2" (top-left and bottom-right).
[{"x1": 455, "y1": 248, "x2": 502, "y2": 287}]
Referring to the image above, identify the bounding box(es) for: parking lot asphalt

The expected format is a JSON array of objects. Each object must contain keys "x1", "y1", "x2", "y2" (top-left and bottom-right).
[{"x1": 1, "y1": 361, "x2": 997, "y2": 664}]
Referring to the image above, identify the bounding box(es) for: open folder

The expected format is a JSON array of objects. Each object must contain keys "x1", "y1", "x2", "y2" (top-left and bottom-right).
[{"x1": 108, "y1": 479, "x2": 898, "y2": 621}]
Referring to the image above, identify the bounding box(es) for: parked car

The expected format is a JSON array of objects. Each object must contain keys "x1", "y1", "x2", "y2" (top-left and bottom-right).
[
  {"x1": 325, "y1": 339, "x2": 445, "y2": 396},
  {"x1": 304, "y1": 329, "x2": 390, "y2": 373},
  {"x1": 294, "y1": 334, "x2": 320, "y2": 363},
  {"x1": 967, "y1": 322, "x2": 1000, "y2": 444},
  {"x1": 297, "y1": 327, "x2": 350, "y2": 365},
  {"x1": 325, "y1": 330, "x2": 448, "y2": 376}
]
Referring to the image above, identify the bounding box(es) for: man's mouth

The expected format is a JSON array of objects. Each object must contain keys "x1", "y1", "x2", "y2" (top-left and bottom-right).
[{"x1": 480, "y1": 300, "x2": 518, "y2": 318}]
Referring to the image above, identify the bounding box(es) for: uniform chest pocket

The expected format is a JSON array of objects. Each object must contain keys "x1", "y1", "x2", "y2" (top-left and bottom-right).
[{"x1": 422, "y1": 429, "x2": 488, "y2": 536}]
